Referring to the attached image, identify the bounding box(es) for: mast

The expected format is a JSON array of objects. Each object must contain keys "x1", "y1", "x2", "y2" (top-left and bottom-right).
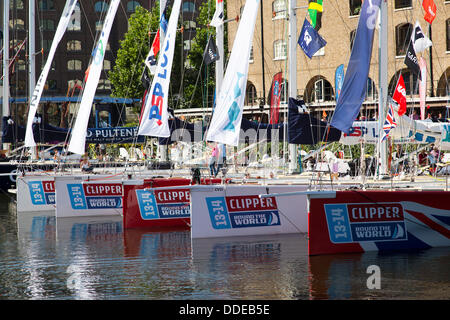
[
  {"x1": 158, "y1": 0, "x2": 168, "y2": 161},
  {"x1": 378, "y1": 0, "x2": 388, "y2": 177},
  {"x1": 29, "y1": 0, "x2": 36, "y2": 94},
  {"x1": 2, "y1": 0, "x2": 10, "y2": 153},
  {"x1": 287, "y1": 0, "x2": 297, "y2": 174},
  {"x1": 215, "y1": 0, "x2": 224, "y2": 160}
]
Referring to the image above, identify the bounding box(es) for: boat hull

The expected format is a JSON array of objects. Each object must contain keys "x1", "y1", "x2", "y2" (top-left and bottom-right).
[{"x1": 308, "y1": 190, "x2": 450, "y2": 255}]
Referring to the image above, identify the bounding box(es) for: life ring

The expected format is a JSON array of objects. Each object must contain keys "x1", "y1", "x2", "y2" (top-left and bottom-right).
[{"x1": 9, "y1": 169, "x2": 17, "y2": 183}]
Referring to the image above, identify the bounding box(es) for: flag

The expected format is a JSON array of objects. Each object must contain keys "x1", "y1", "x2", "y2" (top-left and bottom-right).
[
  {"x1": 308, "y1": 0, "x2": 323, "y2": 31},
  {"x1": 269, "y1": 72, "x2": 283, "y2": 124},
  {"x1": 203, "y1": 36, "x2": 220, "y2": 65},
  {"x1": 141, "y1": 67, "x2": 151, "y2": 90},
  {"x1": 392, "y1": 74, "x2": 407, "y2": 116},
  {"x1": 298, "y1": 18, "x2": 327, "y2": 59},
  {"x1": 419, "y1": 57, "x2": 427, "y2": 120},
  {"x1": 210, "y1": 0, "x2": 224, "y2": 27},
  {"x1": 330, "y1": 0, "x2": 381, "y2": 134},
  {"x1": 381, "y1": 101, "x2": 397, "y2": 142},
  {"x1": 411, "y1": 21, "x2": 432, "y2": 53},
  {"x1": 144, "y1": 2, "x2": 168, "y2": 74},
  {"x1": 335, "y1": 64, "x2": 344, "y2": 103},
  {"x1": 422, "y1": 0, "x2": 436, "y2": 24},
  {"x1": 404, "y1": 40, "x2": 421, "y2": 80}
]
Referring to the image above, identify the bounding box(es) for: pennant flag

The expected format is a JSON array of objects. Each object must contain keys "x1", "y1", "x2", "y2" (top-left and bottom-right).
[
  {"x1": 308, "y1": 0, "x2": 323, "y2": 31},
  {"x1": 335, "y1": 64, "x2": 344, "y2": 103},
  {"x1": 141, "y1": 67, "x2": 151, "y2": 90},
  {"x1": 419, "y1": 57, "x2": 427, "y2": 120},
  {"x1": 393, "y1": 74, "x2": 407, "y2": 116},
  {"x1": 144, "y1": 2, "x2": 168, "y2": 74},
  {"x1": 411, "y1": 21, "x2": 432, "y2": 53},
  {"x1": 138, "y1": 0, "x2": 182, "y2": 138},
  {"x1": 298, "y1": 18, "x2": 327, "y2": 59},
  {"x1": 404, "y1": 40, "x2": 421, "y2": 80},
  {"x1": 203, "y1": 36, "x2": 220, "y2": 65},
  {"x1": 210, "y1": 0, "x2": 224, "y2": 27},
  {"x1": 422, "y1": 0, "x2": 436, "y2": 24},
  {"x1": 330, "y1": 0, "x2": 381, "y2": 134},
  {"x1": 381, "y1": 100, "x2": 397, "y2": 142},
  {"x1": 269, "y1": 72, "x2": 283, "y2": 124}
]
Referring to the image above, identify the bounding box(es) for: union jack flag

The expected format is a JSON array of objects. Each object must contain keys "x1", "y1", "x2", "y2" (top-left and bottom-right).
[{"x1": 381, "y1": 102, "x2": 397, "y2": 142}]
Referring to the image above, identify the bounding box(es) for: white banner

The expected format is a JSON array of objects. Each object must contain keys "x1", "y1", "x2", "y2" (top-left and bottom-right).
[
  {"x1": 206, "y1": 0, "x2": 260, "y2": 146},
  {"x1": 68, "y1": 0, "x2": 120, "y2": 154},
  {"x1": 25, "y1": 0, "x2": 78, "y2": 147},
  {"x1": 138, "y1": 0, "x2": 182, "y2": 138},
  {"x1": 209, "y1": 0, "x2": 224, "y2": 27}
]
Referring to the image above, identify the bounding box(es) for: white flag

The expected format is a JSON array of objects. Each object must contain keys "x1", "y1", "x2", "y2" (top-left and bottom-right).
[
  {"x1": 24, "y1": 0, "x2": 78, "y2": 147},
  {"x1": 411, "y1": 20, "x2": 432, "y2": 53},
  {"x1": 209, "y1": 0, "x2": 224, "y2": 27},
  {"x1": 68, "y1": 0, "x2": 120, "y2": 155},
  {"x1": 138, "y1": 0, "x2": 182, "y2": 138},
  {"x1": 206, "y1": 0, "x2": 260, "y2": 146}
]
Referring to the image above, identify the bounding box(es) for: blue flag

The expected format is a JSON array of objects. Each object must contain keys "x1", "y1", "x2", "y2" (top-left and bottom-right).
[
  {"x1": 330, "y1": 0, "x2": 381, "y2": 134},
  {"x1": 335, "y1": 64, "x2": 344, "y2": 103},
  {"x1": 298, "y1": 18, "x2": 327, "y2": 59}
]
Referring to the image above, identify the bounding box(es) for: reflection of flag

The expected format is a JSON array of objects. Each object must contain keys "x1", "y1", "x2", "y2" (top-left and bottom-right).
[
  {"x1": 411, "y1": 21, "x2": 432, "y2": 53},
  {"x1": 298, "y1": 18, "x2": 327, "y2": 59},
  {"x1": 308, "y1": 0, "x2": 323, "y2": 31},
  {"x1": 422, "y1": 0, "x2": 436, "y2": 24},
  {"x1": 203, "y1": 36, "x2": 220, "y2": 65},
  {"x1": 210, "y1": 0, "x2": 224, "y2": 27},
  {"x1": 270, "y1": 72, "x2": 283, "y2": 124},
  {"x1": 381, "y1": 101, "x2": 397, "y2": 142},
  {"x1": 393, "y1": 74, "x2": 407, "y2": 116},
  {"x1": 404, "y1": 41, "x2": 421, "y2": 80}
]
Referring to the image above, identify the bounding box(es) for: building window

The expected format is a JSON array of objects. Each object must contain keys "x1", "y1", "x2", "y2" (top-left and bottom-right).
[
  {"x1": 272, "y1": 0, "x2": 287, "y2": 19},
  {"x1": 349, "y1": 0, "x2": 362, "y2": 16},
  {"x1": 95, "y1": 1, "x2": 108, "y2": 13},
  {"x1": 314, "y1": 78, "x2": 333, "y2": 102},
  {"x1": 182, "y1": 2, "x2": 196, "y2": 12},
  {"x1": 67, "y1": 59, "x2": 82, "y2": 71},
  {"x1": 249, "y1": 46, "x2": 254, "y2": 63},
  {"x1": 245, "y1": 82, "x2": 258, "y2": 106},
  {"x1": 350, "y1": 29, "x2": 356, "y2": 50},
  {"x1": 68, "y1": 4, "x2": 81, "y2": 31},
  {"x1": 98, "y1": 79, "x2": 111, "y2": 90},
  {"x1": 273, "y1": 39, "x2": 287, "y2": 60},
  {"x1": 17, "y1": 59, "x2": 26, "y2": 71},
  {"x1": 10, "y1": 0, "x2": 24, "y2": 10},
  {"x1": 447, "y1": 19, "x2": 450, "y2": 52},
  {"x1": 395, "y1": 0, "x2": 412, "y2": 9},
  {"x1": 67, "y1": 40, "x2": 82, "y2": 51},
  {"x1": 96, "y1": 21, "x2": 103, "y2": 31},
  {"x1": 10, "y1": 19, "x2": 25, "y2": 30},
  {"x1": 183, "y1": 20, "x2": 197, "y2": 30},
  {"x1": 103, "y1": 60, "x2": 111, "y2": 71},
  {"x1": 395, "y1": 23, "x2": 412, "y2": 56},
  {"x1": 38, "y1": 0, "x2": 55, "y2": 10},
  {"x1": 127, "y1": 1, "x2": 140, "y2": 12},
  {"x1": 41, "y1": 19, "x2": 55, "y2": 31},
  {"x1": 45, "y1": 79, "x2": 57, "y2": 90},
  {"x1": 183, "y1": 40, "x2": 192, "y2": 51},
  {"x1": 366, "y1": 78, "x2": 377, "y2": 101}
]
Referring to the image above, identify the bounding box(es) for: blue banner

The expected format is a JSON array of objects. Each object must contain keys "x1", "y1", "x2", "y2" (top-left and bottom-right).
[
  {"x1": 330, "y1": 0, "x2": 381, "y2": 133},
  {"x1": 335, "y1": 64, "x2": 344, "y2": 103},
  {"x1": 298, "y1": 18, "x2": 327, "y2": 59}
]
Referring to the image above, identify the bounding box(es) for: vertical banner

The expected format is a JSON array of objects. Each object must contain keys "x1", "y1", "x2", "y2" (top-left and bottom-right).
[
  {"x1": 330, "y1": 0, "x2": 381, "y2": 134},
  {"x1": 138, "y1": 0, "x2": 182, "y2": 138},
  {"x1": 25, "y1": 0, "x2": 78, "y2": 147},
  {"x1": 334, "y1": 64, "x2": 344, "y2": 103},
  {"x1": 68, "y1": 0, "x2": 120, "y2": 154},
  {"x1": 419, "y1": 57, "x2": 427, "y2": 120},
  {"x1": 206, "y1": 0, "x2": 260, "y2": 146},
  {"x1": 269, "y1": 72, "x2": 283, "y2": 124}
]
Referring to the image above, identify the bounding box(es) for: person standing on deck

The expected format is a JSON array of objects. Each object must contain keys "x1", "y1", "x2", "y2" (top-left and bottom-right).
[{"x1": 209, "y1": 143, "x2": 219, "y2": 177}]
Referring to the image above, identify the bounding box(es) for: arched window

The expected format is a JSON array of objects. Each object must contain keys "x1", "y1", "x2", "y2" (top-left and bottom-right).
[
  {"x1": 182, "y1": 2, "x2": 196, "y2": 12},
  {"x1": 95, "y1": 1, "x2": 108, "y2": 13},
  {"x1": 67, "y1": 59, "x2": 82, "y2": 71},
  {"x1": 272, "y1": 0, "x2": 287, "y2": 19},
  {"x1": 447, "y1": 19, "x2": 450, "y2": 52},
  {"x1": 67, "y1": 40, "x2": 82, "y2": 51},
  {"x1": 395, "y1": 23, "x2": 412, "y2": 56},
  {"x1": 349, "y1": 0, "x2": 362, "y2": 16},
  {"x1": 314, "y1": 78, "x2": 333, "y2": 102},
  {"x1": 436, "y1": 68, "x2": 450, "y2": 97},
  {"x1": 245, "y1": 82, "x2": 258, "y2": 106},
  {"x1": 273, "y1": 39, "x2": 287, "y2": 60},
  {"x1": 127, "y1": 1, "x2": 141, "y2": 13},
  {"x1": 395, "y1": 0, "x2": 412, "y2": 10},
  {"x1": 68, "y1": 4, "x2": 81, "y2": 31},
  {"x1": 389, "y1": 69, "x2": 418, "y2": 96},
  {"x1": 366, "y1": 78, "x2": 378, "y2": 101}
]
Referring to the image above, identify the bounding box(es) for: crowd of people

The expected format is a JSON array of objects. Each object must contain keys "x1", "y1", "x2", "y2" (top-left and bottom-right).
[{"x1": 418, "y1": 144, "x2": 443, "y2": 173}]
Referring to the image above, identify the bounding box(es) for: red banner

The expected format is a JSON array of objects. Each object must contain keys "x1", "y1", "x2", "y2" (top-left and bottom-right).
[{"x1": 269, "y1": 72, "x2": 283, "y2": 124}]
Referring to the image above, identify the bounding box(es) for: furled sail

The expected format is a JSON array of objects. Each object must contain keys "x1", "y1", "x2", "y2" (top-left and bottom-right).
[{"x1": 24, "y1": 0, "x2": 78, "y2": 147}]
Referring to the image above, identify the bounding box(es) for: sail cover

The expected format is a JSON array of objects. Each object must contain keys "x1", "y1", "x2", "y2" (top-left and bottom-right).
[
  {"x1": 330, "y1": 0, "x2": 381, "y2": 134},
  {"x1": 138, "y1": 0, "x2": 182, "y2": 138},
  {"x1": 24, "y1": 0, "x2": 78, "y2": 147},
  {"x1": 206, "y1": 0, "x2": 260, "y2": 146},
  {"x1": 68, "y1": 0, "x2": 120, "y2": 155}
]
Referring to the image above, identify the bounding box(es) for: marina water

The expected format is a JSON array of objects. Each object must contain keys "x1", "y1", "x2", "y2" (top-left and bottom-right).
[{"x1": 0, "y1": 193, "x2": 449, "y2": 300}]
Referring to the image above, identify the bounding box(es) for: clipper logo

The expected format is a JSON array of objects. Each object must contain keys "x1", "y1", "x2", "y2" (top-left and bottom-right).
[
  {"x1": 136, "y1": 188, "x2": 190, "y2": 220},
  {"x1": 223, "y1": 72, "x2": 244, "y2": 131},
  {"x1": 28, "y1": 180, "x2": 55, "y2": 205},
  {"x1": 324, "y1": 203, "x2": 407, "y2": 243},
  {"x1": 67, "y1": 183, "x2": 122, "y2": 210},
  {"x1": 206, "y1": 195, "x2": 281, "y2": 229}
]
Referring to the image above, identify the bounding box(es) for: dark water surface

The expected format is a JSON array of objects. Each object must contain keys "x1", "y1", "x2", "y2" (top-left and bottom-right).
[{"x1": 0, "y1": 194, "x2": 449, "y2": 300}]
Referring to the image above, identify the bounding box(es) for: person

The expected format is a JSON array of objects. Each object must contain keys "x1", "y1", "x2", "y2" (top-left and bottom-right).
[
  {"x1": 80, "y1": 155, "x2": 93, "y2": 173},
  {"x1": 418, "y1": 149, "x2": 427, "y2": 166},
  {"x1": 208, "y1": 144, "x2": 218, "y2": 177},
  {"x1": 216, "y1": 143, "x2": 227, "y2": 176},
  {"x1": 428, "y1": 147, "x2": 438, "y2": 173}
]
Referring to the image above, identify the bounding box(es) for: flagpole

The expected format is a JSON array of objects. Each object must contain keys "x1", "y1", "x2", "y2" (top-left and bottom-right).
[
  {"x1": 2, "y1": 0, "x2": 10, "y2": 153},
  {"x1": 158, "y1": 0, "x2": 168, "y2": 162},
  {"x1": 378, "y1": 0, "x2": 388, "y2": 178}
]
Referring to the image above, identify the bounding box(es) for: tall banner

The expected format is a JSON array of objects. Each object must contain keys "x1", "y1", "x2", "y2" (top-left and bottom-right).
[
  {"x1": 419, "y1": 57, "x2": 427, "y2": 120},
  {"x1": 138, "y1": 0, "x2": 182, "y2": 138},
  {"x1": 144, "y1": 1, "x2": 168, "y2": 75},
  {"x1": 68, "y1": 0, "x2": 120, "y2": 155},
  {"x1": 24, "y1": 0, "x2": 78, "y2": 147},
  {"x1": 210, "y1": 0, "x2": 224, "y2": 27},
  {"x1": 335, "y1": 64, "x2": 344, "y2": 103},
  {"x1": 330, "y1": 0, "x2": 381, "y2": 134},
  {"x1": 206, "y1": 0, "x2": 260, "y2": 146},
  {"x1": 269, "y1": 72, "x2": 282, "y2": 124}
]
